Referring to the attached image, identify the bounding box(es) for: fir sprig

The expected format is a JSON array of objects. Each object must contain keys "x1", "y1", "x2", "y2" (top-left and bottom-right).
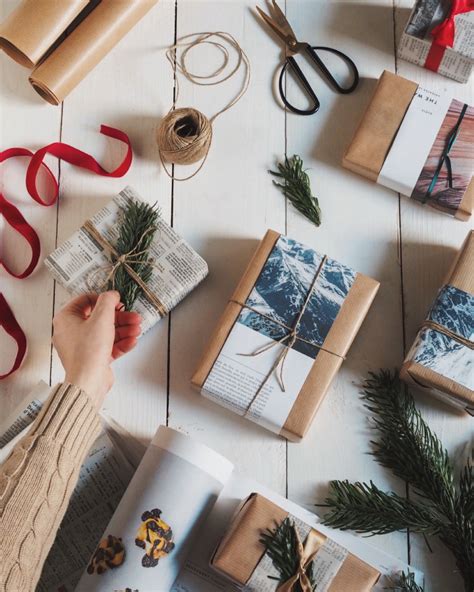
[
  {"x1": 109, "y1": 199, "x2": 160, "y2": 311},
  {"x1": 269, "y1": 155, "x2": 321, "y2": 226},
  {"x1": 386, "y1": 570, "x2": 425, "y2": 592},
  {"x1": 323, "y1": 370, "x2": 473, "y2": 592},
  {"x1": 260, "y1": 518, "x2": 316, "y2": 592}
]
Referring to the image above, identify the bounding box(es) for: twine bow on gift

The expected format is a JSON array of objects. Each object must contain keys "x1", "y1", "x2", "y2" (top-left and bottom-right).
[
  {"x1": 423, "y1": 103, "x2": 469, "y2": 204},
  {"x1": 230, "y1": 255, "x2": 345, "y2": 416},
  {"x1": 83, "y1": 220, "x2": 167, "y2": 317},
  {"x1": 425, "y1": 0, "x2": 474, "y2": 71},
  {"x1": 276, "y1": 526, "x2": 323, "y2": 592}
]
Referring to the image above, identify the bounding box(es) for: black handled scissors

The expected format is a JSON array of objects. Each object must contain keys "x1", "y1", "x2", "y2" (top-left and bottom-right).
[{"x1": 256, "y1": 1, "x2": 359, "y2": 115}]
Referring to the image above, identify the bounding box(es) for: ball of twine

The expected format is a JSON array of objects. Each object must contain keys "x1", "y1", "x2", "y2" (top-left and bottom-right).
[
  {"x1": 157, "y1": 32, "x2": 251, "y2": 181},
  {"x1": 156, "y1": 107, "x2": 212, "y2": 166}
]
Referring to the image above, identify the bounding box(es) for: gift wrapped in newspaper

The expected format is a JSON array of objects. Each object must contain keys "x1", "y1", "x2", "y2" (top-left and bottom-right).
[
  {"x1": 343, "y1": 71, "x2": 474, "y2": 220},
  {"x1": 400, "y1": 230, "x2": 474, "y2": 415},
  {"x1": 397, "y1": 0, "x2": 474, "y2": 83},
  {"x1": 211, "y1": 493, "x2": 380, "y2": 591},
  {"x1": 45, "y1": 186, "x2": 208, "y2": 334},
  {"x1": 192, "y1": 230, "x2": 379, "y2": 442}
]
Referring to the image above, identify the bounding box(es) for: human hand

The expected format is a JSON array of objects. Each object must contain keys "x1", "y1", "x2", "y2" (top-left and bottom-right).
[{"x1": 52, "y1": 292, "x2": 142, "y2": 408}]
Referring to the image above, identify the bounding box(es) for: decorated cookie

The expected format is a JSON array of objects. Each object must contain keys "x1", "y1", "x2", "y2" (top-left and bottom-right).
[{"x1": 87, "y1": 535, "x2": 125, "y2": 574}]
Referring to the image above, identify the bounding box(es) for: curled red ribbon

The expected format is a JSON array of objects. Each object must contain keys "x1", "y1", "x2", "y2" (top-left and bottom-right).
[
  {"x1": 0, "y1": 294, "x2": 27, "y2": 379},
  {"x1": 0, "y1": 125, "x2": 133, "y2": 378},
  {"x1": 0, "y1": 193, "x2": 41, "y2": 279},
  {"x1": 425, "y1": 0, "x2": 474, "y2": 72},
  {"x1": 26, "y1": 124, "x2": 133, "y2": 206}
]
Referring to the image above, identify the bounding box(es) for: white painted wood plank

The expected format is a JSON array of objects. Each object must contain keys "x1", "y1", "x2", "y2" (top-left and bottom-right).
[
  {"x1": 394, "y1": 2, "x2": 474, "y2": 590},
  {"x1": 48, "y1": 0, "x2": 175, "y2": 446},
  {"x1": 167, "y1": 0, "x2": 288, "y2": 493},
  {"x1": 285, "y1": 0, "x2": 407, "y2": 564},
  {"x1": 0, "y1": 0, "x2": 61, "y2": 416}
]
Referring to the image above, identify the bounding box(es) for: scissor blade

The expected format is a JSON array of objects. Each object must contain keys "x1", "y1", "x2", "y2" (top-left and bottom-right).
[
  {"x1": 270, "y1": 0, "x2": 298, "y2": 41},
  {"x1": 256, "y1": 6, "x2": 290, "y2": 46}
]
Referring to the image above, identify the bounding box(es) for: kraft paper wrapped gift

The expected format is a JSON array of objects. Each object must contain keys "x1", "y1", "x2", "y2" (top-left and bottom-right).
[
  {"x1": 400, "y1": 230, "x2": 474, "y2": 415},
  {"x1": 211, "y1": 493, "x2": 380, "y2": 591},
  {"x1": 343, "y1": 70, "x2": 474, "y2": 220},
  {"x1": 397, "y1": 0, "x2": 474, "y2": 83},
  {"x1": 192, "y1": 230, "x2": 379, "y2": 442}
]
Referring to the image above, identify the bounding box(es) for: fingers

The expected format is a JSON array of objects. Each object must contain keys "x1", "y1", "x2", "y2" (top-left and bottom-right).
[
  {"x1": 90, "y1": 291, "x2": 121, "y2": 325},
  {"x1": 112, "y1": 336, "x2": 138, "y2": 359},
  {"x1": 115, "y1": 324, "x2": 142, "y2": 343},
  {"x1": 115, "y1": 310, "x2": 142, "y2": 327},
  {"x1": 62, "y1": 293, "x2": 99, "y2": 318}
]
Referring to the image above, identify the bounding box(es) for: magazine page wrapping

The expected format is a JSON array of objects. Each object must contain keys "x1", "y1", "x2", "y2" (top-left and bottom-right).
[{"x1": 75, "y1": 426, "x2": 234, "y2": 591}]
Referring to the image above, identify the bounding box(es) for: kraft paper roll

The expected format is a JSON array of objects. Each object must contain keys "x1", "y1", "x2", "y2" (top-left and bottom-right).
[
  {"x1": 0, "y1": 0, "x2": 89, "y2": 68},
  {"x1": 29, "y1": 0, "x2": 158, "y2": 105}
]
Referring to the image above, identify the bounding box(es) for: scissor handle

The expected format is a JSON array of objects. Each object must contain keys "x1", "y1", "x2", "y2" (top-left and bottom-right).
[
  {"x1": 305, "y1": 45, "x2": 359, "y2": 94},
  {"x1": 279, "y1": 56, "x2": 320, "y2": 116}
]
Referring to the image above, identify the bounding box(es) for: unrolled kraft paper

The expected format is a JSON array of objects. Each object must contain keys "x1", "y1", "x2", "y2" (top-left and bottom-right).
[
  {"x1": 29, "y1": 0, "x2": 158, "y2": 105},
  {"x1": 343, "y1": 70, "x2": 474, "y2": 221},
  {"x1": 400, "y1": 230, "x2": 474, "y2": 413},
  {"x1": 0, "y1": 0, "x2": 89, "y2": 68},
  {"x1": 191, "y1": 230, "x2": 379, "y2": 442},
  {"x1": 211, "y1": 493, "x2": 380, "y2": 591}
]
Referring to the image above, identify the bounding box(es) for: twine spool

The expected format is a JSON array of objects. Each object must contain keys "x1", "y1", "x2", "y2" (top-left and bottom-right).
[
  {"x1": 157, "y1": 107, "x2": 212, "y2": 167},
  {"x1": 157, "y1": 32, "x2": 251, "y2": 181}
]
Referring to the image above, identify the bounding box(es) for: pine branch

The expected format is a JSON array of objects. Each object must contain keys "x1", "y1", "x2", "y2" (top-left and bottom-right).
[
  {"x1": 324, "y1": 481, "x2": 440, "y2": 536},
  {"x1": 322, "y1": 370, "x2": 474, "y2": 592},
  {"x1": 260, "y1": 518, "x2": 316, "y2": 592},
  {"x1": 362, "y1": 370, "x2": 455, "y2": 515},
  {"x1": 269, "y1": 155, "x2": 321, "y2": 227},
  {"x1": 109, "y1": 199, "x2": 160, "y2": 311},
  {"x1": 385, "y1": 570, "x2": 424, "y2": 592}
]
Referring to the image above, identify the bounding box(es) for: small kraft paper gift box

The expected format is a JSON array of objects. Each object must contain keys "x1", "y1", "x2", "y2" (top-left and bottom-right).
[
  {"x1": 397, "y1": 0, "x2": 474, "y2": 83},
  {"x1": 45, "y1": 186, "x2": 208, "y2": 334},
  {"x1": 211, "y1": 493, "x2": 380, "y2": 591},
  {"x1": 192, "y1": 230, "x2": 379, "y2": 442},
  {"x1": 400, "y1": 230, "x2": 474, "y2": 415},
  {"x1": 343, "y1": 70, "x2": 474, "y2": 220}
]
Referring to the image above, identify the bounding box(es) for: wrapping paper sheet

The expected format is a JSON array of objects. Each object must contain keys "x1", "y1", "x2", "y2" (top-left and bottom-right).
[
  {"x1": 0, "y1": 0, "x2": 89, "y2": 67},
  {"x1": 29, "y1": 0, "x2": 158, "y2": 104}
]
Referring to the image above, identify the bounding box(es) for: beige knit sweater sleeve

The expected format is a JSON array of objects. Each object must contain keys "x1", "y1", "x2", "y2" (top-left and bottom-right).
[{"x1": 0, "y1": 383, "x2": 102, "y2": 592}]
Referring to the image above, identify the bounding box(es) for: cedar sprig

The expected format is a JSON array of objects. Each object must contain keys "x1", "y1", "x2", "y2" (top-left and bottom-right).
[
  {"x1": 109, "y1": 199, "x2": 160, "y2": 311},
  {"x1": 386, "y1": 570, "x2": 424, "y2": 592},
  {"x1": 260, "y1": 518, "x2": 316, "y2": 592},
  {"x1": 269, "y1": 155, "x2": 322, "y2": 226},
  {"x1": 323, "y1": 370, "x2": 473, "y2": 592}
]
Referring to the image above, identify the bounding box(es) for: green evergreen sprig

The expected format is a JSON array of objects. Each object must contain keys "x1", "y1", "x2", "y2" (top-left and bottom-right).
[
  {"x1": 323, "y1": 370, "x2": 473, "y2": 592},
  {"x1": 109, "y1": 199, "x2": 160, "y2": 311},
  {"x1": 269, "y1": 155, "x2": 322, "y2": 227},
  {"x1": 386, "y1": 570, "x2": 425, "y2": 592},
  {"x1": 260, "y1": 518, "x2": 316, "y2": 592}
]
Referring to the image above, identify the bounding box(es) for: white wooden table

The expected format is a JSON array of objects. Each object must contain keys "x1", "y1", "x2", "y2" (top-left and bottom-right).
[{"x1": 0, "y1": 1, "x2": 472, "y2": 590}]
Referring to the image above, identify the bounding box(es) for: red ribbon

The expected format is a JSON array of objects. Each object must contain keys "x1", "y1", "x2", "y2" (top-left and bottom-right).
[
  {"x1": 0, "y1": 294, "x2": 27, "y2": 379},
  {"x1": 26, "y1": 125, "x2": 133, "y2": 206},
  {"x1": 0, "y1": 125, "x2": 133, "y2": 378},
  {"x1": 0, "y1": 193, "x2": 41, "y2": 279},
  {"x1": 425, "y1": 0, "x2": 474, "y2": 72}
]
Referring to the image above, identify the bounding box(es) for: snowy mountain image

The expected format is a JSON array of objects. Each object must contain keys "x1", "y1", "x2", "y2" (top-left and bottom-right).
[
  {"x1": 237, "y1": 236, "x2": 356, "y2": 359},
  {"x1": 411, "y1": 284, "x2": 474, "y2": 390}
]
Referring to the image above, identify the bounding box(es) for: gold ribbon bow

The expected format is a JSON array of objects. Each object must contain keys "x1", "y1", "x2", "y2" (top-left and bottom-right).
[
  {"x1": 276, "y1": 527, "x2": 324, "y2": 592},
  {"x1": 83, "y1": 219, "x2": 167, "y2": 317}
]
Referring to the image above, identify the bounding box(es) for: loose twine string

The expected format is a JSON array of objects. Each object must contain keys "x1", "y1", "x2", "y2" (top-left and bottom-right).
[
  {"x1": 157, "y1": 32, "x2": 251, "y2": 181},
  {"x1": 230, "y1": 255, "x2": 346, "y2": 418},
  {"x1": 83, "y1": 220, "x2": 168, "y2": 317}
]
